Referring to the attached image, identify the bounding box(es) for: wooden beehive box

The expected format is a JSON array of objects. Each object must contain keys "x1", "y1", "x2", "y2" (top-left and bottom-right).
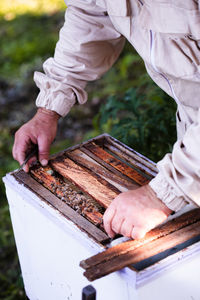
[
  {"x1": 13, "y1": 133, "x2": 157, "y2": 243},
  {"x1": 4, "y1": 134, "x2": 200, "y2": 299}
]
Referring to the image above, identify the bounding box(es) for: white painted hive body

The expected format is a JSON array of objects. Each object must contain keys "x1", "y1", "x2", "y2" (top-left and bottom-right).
[{"x1": 3, "y1": 134, "x2": 200, "y2": 300}]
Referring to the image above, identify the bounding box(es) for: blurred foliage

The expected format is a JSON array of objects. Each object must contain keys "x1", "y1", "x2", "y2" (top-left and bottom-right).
[
  {"x1": 86, "y1": 43, "x2": 176, "y2": 162},
  {"x1": 0, "y1": 1, "x2": 67, "y2": 299},
  {"x1": 1, "y1": 0, "x2": 66, "y2": 18},
  {"x1": 0, "y1": 130, "x2": 18, "y2": 204},
  {"x1": 0, "y1": 129, "x2": 26, "y2": 299},
  {"x1": 0, "y1": 11, "x2": 65, "y2": 81},
  {"x1": 0, "y1": 0, "x2": 177, "y2": 299},
  {"x1": 90, "y1": 87, "x2": 176, "y2": 162},
  {"x1": 0, "y1": 205, "x2": 26, "y2": 300}
]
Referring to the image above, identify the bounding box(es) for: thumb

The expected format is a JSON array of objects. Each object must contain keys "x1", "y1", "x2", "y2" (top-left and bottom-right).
[{"x1": 38, "y1": 136, "x2": 50, "y2": 166}]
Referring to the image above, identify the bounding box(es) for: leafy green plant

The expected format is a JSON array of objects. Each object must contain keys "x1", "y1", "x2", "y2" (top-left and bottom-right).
[{"x1": 91, "y1": 87, "x2": 177, "y2": 162}]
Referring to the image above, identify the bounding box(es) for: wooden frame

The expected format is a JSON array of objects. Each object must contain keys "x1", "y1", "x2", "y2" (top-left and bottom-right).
[
  {"x1": 12, "y1": 134, "x2": 155, "y2": 243},
  {"x1": 9, "y1": 134, "x2": 200, "y2": 283}
]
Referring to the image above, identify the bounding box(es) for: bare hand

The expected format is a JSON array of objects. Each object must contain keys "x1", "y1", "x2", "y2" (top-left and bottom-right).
[
  {"x1": 12, "y1": 108, "x2": 60, "y2": 172},
  {"x1": 103, "y1": 185, "x2": 172, "y2": 240}
]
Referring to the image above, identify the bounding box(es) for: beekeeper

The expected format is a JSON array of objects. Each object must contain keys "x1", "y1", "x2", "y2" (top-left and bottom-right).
[{"x1": 13, "y1": 0, "x2": 200, "y2": 239}]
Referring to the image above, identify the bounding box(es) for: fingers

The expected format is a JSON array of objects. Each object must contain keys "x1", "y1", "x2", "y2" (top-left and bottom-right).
[
  {"x1": 131, "y1": 226, "x2": 147, "y2": 240},
  {"x1": 12, "y1": 110, "x2": 58, "y2": 173},
  {"x1": 103, "y1": 188, "x2": 169, "y2": 241},
  {"x1": 13, "y1": 130, "x2": 51, "y2": 171},
  {"x1": 118, "y1": 220, "x2": 147, "y2": 240},
  {"x1": 120, "y1": 220, "x2": 134, "y2": 238},
  {"x1": 13, "y1": 136, "x2": 31, "y2": 166},
  {"x1": 103, "y1": 206, "x2": 116, "y2": 238},
  {"x1": 103, "y1": 206, "x2": 126, "y2": 238},
  {"x1": 22, "y1": 155, "x2": 38, "y2": 173},
  {"x1": 37, "y1": 136, "x2": 50, "y2": 166},
  {"x1": 13, "y1": 129, "x2": 38, "y2": 172},
  {"x1": 103, "y1": 207, "x2": 149, "y2": 240},
  {"x1": 28, "y1": 155, "x2": 37, "y2": 166},
  {"x1": 111, "y1": 216, "x2": 125, "y2": 235}
]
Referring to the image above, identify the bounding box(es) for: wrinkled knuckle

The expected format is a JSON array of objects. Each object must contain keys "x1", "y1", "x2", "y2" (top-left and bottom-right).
[{"x1": 39, "y1": 150, "x2": 49, "y2": 156}]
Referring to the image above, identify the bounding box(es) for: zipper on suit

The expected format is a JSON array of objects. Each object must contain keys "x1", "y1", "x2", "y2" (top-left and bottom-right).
[{"x1": 149, "y1": 29, "x2": 191, "y2": 124}]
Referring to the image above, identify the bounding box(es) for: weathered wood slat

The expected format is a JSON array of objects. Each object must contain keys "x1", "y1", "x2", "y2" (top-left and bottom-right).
[
  {"x1": 10, "y1": 134, "x2": 159, "y2": 245},
  {"x1": 50, "y1": 157, "x2": 119, "y2": 208},
  {"x1": 67, "y1": 149, "x2": 138, "y2": 192},
  {"x1": 103, "y1": 142, "x2": 155, "y2": 179},
  {"x1": 30, "y1": 166, "x2": 103, "y2": 226},
  {"x1": 80, "y1": 208, "x2": 200, "y2": 269},
  {"x1": 13, "y1": 170, "x2": 108, "y2": 242},
  {"x1": 105, "y1": 135, "x2": 158, "y2": 174},
  {"x1": 82, "y1": 219, "x2": 200, "y2": 281},
  {"x1": 80, "y1": 146, "x2": 139, "y2": 186},
  {"x1": 84, "y1": 142, "x2": 149, "y2": 185}
]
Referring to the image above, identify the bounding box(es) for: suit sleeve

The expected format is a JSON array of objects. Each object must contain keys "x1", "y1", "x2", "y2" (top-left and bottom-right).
[
  {"x1": 149, "y1": 110, "x2": 200, "y2": 211},
  {"x1": 34, "y1": 0, "x2": 125, "y2": 116}
]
